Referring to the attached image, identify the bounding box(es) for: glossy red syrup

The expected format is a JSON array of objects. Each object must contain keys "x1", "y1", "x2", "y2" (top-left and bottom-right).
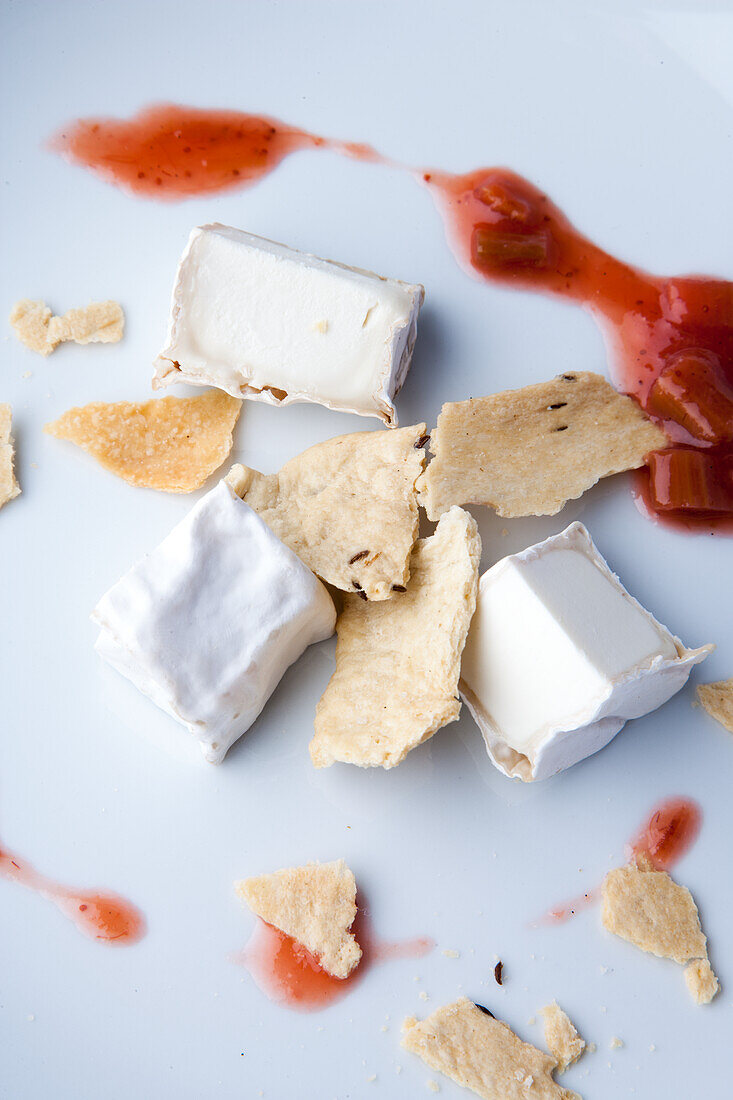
[
  {"x1": 539, "y1": 796, "x2": 702, "y2": 925},
  {"x1": 626, "y1": 795, "x2": 701, "y2": 871},
  {"x1": 0, "y1": 842, "x2": 145, "y2": 945},
  {"x1": 49, "y1": 104, "x2": 327, "y2": 200},
  {"x1": 236, "y1": 908, "x2": 433, "y2": 1012},
  {"x1": 424, "y1": 167, "x2": 733, "y2": 531}
]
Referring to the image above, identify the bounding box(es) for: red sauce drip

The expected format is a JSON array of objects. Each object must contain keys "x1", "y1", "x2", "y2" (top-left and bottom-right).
[
  {"x1": 626, "y1": 795, "x2": 702, "y2": 871},
  {"x1": 49, "y1": 104, "x2": 326, "y2": 200},
  {"x1": 0, "y1": 843, "x2": 145, "y2": 945},
  {"x1": 424, "y1": 167, "x2": 733, "y2": 531},
  {"x1": 539, "y1": 796, "x2": 702, "y2": 924},
  {"x1": 235, "y1": 907, "x2": 433, "y2": 1012}
]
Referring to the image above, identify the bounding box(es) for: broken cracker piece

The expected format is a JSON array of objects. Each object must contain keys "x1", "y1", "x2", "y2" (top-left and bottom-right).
[
  {"x1": 602, "y1": 860, "x2": 718, "y2": 1003},
  {"x1": 310, "y1": 506, "x2": 481, "y2": 769},
  {"x1": 0, "y1": 405, "x2": 21, "y2": 509},
  {"x1": 226, "y1": 424, "x2": 426, "y2": 600},
  {"x1": 684, "y1": 959, "x2": 720, "y2": 1006},
  {"x1": 541, "y1": 1002, "x2": 586, "y2": 1073},
  {"x1": 401, "y1": 998, "x2": 580, "y2": 1100},
  {"x1": 10, "y1": 299, "x2": 124, "y2": 356},
  {"x1": 45, "y1": 390, "x2": 241, "y2": 492},
  {"x1": 697, "y1": 679, "x2": 733, "y2": 733},
  {"x1": 417, "y1": 372, "x2": 667, "y2": 519},
  {"x1": 235, "y1": 859, "x2": 361, "y2": 979}
]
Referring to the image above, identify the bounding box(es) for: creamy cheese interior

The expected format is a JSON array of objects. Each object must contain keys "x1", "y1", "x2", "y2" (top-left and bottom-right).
[
  {"x1": 154, "y1": 225, "x2": 423, "y2": 421},
  {"x1": 461, "y1": 541, "x2": 678, "y2": 756}
]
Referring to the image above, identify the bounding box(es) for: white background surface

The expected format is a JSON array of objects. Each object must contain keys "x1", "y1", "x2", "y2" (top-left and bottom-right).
[{"x1": 1, "y1": 2, "x2": 732, "y2": 1097}]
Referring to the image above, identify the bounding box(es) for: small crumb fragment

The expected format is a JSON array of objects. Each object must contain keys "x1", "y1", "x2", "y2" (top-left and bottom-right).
[
  {"x1": 27, "y1": 1014, "x2": 35, "y2": 1022},
  {"x1": 427, "y1": 1081, "x2": 440, "y2": 1093},
  {"x1": 312, "y1": 319, "x2": 329, "y2": 334},
  {"x1": 587, "y1": 1043, "x2": 597, "y2": 1054},
  {"x1": 380, "y1": 1025, "x2": 389, "y2": 1033},
  {"x1": 442, "y1": 949, "x2": 460, "y2": 959},
  {"x1": 10, "y1": 298, "x2": 124, "y2": 355},
  {"x1": 527, "y1": 1017, "x2": 536, "y2": 1027},
  {"x1": 649, "y1": 1045, "x2": 656, "y2": 1053},
  {"x1": 684, "y1": 958, "x2": 720, "y2": 1005},
  {"x1": 419, "y1": 991, "x2": 429, "y2": 1002},
  {"x1": 541, "y1": 1002, "x2": 586, "y2": 1073},
  {"x1": 366, "y1": 1074, "x2": 377, "y2": 1083},
  {"x1": 0, "y1": 405, "x2": 21, "y2": 509},
  {"x1": 22, "y1": 370, "x2": 32, "y2": 379},
  {"x1": 609, "y1": 1037, "x2": 624, "y2": 1050},
  {"x1": 697, "y1": 679, "x2": 733, "y2": 733}
]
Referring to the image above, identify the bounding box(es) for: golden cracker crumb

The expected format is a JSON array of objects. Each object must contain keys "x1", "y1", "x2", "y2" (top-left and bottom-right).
[
  {"x1": 697, "y1": 679, "x2": 733, "y2": 733},
  {"x1": 541, "y1": 1002, "x2": 586, "y2": 1072},
  {"x1": 45, "y1": 390, "x2": 240, "y2": 492},
  {"x1": 0, "y1": 405, "x2": 21, "y2": 509},
  {"x1": 11, "y1": 299, "x2": 124, "y2": 355},
  {"x1": 684, "y1": 959, "x2": 720, "y2": 1005}
]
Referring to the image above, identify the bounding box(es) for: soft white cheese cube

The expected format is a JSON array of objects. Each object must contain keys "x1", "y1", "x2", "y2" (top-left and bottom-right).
[
  {"x1": 153, "y1": 224, "x2": 424, "y2": 426},
  {"x1": 460, "y1": 522, "x2": 712, "y2": 781},
  {"x1": 92, "y1": 480, "x2": 336, "y2": 763}
]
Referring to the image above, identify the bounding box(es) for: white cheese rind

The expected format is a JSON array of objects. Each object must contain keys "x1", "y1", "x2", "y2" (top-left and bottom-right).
[
  {"x1": 153, "y1": 224, "x2": 424, "y2": 426},
  {"x1": 460, "y1": 522, "x2": 712, "y2": 781},
  {"x1": 92, "y1": 480, "x2": 336, "y2": 763}
]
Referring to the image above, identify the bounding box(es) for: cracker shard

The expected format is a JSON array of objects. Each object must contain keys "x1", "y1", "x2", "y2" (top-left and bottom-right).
[
  {"x1": 0, "y1": 405, "x2": 21, "y2": 510},
  {"x1": 235, "y1": 859, "x2": 361, "y2": 979},
  {"x1": 310, "y1": 506, "x2": 481, "y2": 769},
  {"x1": 602, "y1": 860, "x2": 719, "y2": 1004},
  {"x1": 10, "y1": 299, "x2": 124, "y2": 356},
  {"x1": 417, "y1": 371, "x2": 667, "y2": 519},
  {"x1": 401, "y1": 998, "x2": 581, "y2": 1100},
  {"x1": 540, "y1": 1002, "x2": 586, "y2": 1073},
  {"x1": 697, "y1": 679, "x2": 733, "y2": 733},
  {"x1": 44, "y1": 390, "x2": 241, "y2": 492},
  {"x1": 684, "y1": 959, "x2": 720, "y2": 1005},
  {"x1": 226, "y1": 424, "x2": 427, "y2": 601}
]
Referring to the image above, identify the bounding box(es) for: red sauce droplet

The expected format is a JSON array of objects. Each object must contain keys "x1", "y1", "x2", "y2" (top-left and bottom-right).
[
  {"x1": 626, "y1": 796, "x2": 702, "y2": 871},
  {"x1": 0, "y1": 843, "x2": 145, "y2": 945},
  {"x1": 424, "y1": 167, "x2": 733, "y2": 531},
  {"x1": 538, "y1": 796, "x2": 702, "y2": 924},
  {"x1": 50, "y1": 104, "x2": 324, "y2": 200},
  {"x1": 234, "y1": 907, "x2": 433, "y2": 1012}
]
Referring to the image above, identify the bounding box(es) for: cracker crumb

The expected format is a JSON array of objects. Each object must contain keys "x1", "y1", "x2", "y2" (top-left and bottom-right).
[
  {"x1": 228, "y1": 423, "x2": 426, "y2": 600},
  {"x1": 649, "y1": 1045, "x2": 656, "y2": 1053},
  {"x1": 527, "y1": 1017, "x2": 536, "y2": 1027},
  {"x1": 310, "y1": 507, "x2": 481, "y2": 769},
  {"x1": 366, "y1": 1074, "x2": 377, "y2": 1083},
  {"x1": 0, "y1": 405, "x2": 21, "y2": 509},
  {"x1": 380, "y1": 1025, "x2": 389, "y2": 1033},
  {"x1": 10, "y1": 298, "x2": 124, "y2": 355},
  {"x1": 417, "y1": 371, "x2": 666, "y2": 519},
  {"x1": 442, "y1": 949, "x2": 460, "y2": 958},
  {"x1": 609, "y1": 1037, "x2": 624, "y2": 1050},
  {"x1": 45, "y1": 390, "x2": 240, "y2": 492},
  {"x1": 27, "y1": 1014, "x2": 35, "y2": 1022},
  {"x1": 541, "y1": 1002, "x2": 586, "y2": 1073},
  {"x1": 22, "y1": 370, "x2": 32, "y2": 379},
  {"x1": 602, "y1": 860, "x2": 718, "y2": 1004},
  {"x1": 402, "y1": 998, "x2": 581, "y2": 1099},
  {"x1": 587, "y1": 1043, "x2": 597, "y2": 1054},
  {"x1": 697, "y1": 679, "x2": 733, "y2": 733},
  {"x1": 312, "y1": 319, "x2": 329, "y2": 333},
  {"x1": 235, "y1": 860, "x2": 361, "y2": 979},
  {"x1": 427, "y1": 1081, "x2": 440, "y2": 1093},
  {"x1": 419, "y1": 991, "x2": 429, "y2": 1002}
]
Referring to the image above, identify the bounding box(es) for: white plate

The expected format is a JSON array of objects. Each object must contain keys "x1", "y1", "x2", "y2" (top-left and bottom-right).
[{"x1": 2, "y1": 2, "x2": 731, "y2": 1097}]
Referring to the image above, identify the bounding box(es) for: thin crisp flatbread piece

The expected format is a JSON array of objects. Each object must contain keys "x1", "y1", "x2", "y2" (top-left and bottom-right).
[
  {"x1": 0, "y1": 405, "x2": 21, "y2": 509},
  {"x1": 10, "y1": 299, "x2": 124, "y2": 356},
  {"x1": 235, "y1": 859, "x2": 361, "y2": 979},
  {"x1": 697, "y1": 679, "x2": 733, "y2": 733},
  {"x1": 602, "y1": 860, "x2": 719, "y2": 1004},
  {"x1": 226, "y1": 424, "x2": 427, "y2": 600},
  {"x1": 45, "y1": 390, "x2": 241, "y2": 492},
  {"x1": 417, "y1": 371, "x2": 667, "y2": 519},
  {"x1": 541, "y1": 1002, "x2": 586, "y2": 1073},
  {"x1": 310, "y1": 506, "x2": 481, "y2": 769},
  {"x1": 401, "y1": 998, "x2": 581, "y2": 1100}
]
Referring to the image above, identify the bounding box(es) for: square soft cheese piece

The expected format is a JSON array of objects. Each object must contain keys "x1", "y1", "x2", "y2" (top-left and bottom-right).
[
  {"x1": 460, "y1": 522, "x2": 711, "y2": 781},
  {"x1": 92, "y1": 479, "x2": 335, "y2": 763},
  {"x1": 153, "y1": 224, "x2": 424, "y2": 426}
]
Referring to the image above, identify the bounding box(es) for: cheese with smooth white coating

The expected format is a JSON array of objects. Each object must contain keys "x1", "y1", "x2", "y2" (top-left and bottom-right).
[
  {"x1": 92, "y1": 479, "x2": 336, "y2": 763},
  {"x1": 460, "y1": 522, "x2": 712, "y2": 781},
  {"x1": 153, "y1": 224, "x2": 424, "y2": 426}
]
